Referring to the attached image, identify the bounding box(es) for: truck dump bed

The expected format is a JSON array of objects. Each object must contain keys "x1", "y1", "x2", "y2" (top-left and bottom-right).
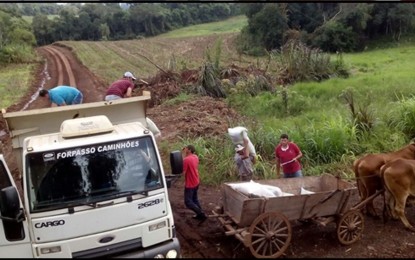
[{"x1": 2, "y1": 93, "x2": 150, "y2": 173}]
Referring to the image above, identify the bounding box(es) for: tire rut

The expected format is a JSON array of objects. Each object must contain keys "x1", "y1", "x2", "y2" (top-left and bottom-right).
[{"x1": 43, "y1": 46, "x2": 76, "y2": 87}]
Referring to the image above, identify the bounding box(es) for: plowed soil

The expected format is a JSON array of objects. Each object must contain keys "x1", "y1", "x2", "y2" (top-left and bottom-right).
[{"x1": 1, "y1": 44, "x2": 415, "y2": 258}]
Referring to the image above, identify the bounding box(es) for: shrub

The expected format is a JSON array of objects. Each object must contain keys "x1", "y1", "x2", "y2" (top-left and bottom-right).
[{"x1": 271, "y1": 39, "x2": 347, "y2": 85}]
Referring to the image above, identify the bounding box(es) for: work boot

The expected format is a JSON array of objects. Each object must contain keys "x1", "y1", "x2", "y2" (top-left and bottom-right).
[{"x1": 194, "y1": 213, "x2": 207, "y2": 221}]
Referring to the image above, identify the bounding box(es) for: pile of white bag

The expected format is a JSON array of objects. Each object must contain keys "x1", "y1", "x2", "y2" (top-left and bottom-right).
[
  {"x1": 228, "y1": 180, "x2": 293, "y2": 198},
  {"x1": 228, "y1": 180, "x2": 315, "y2": 198}
]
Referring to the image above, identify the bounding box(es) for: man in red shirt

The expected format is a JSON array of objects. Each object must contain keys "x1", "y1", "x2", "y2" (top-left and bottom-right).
[
  {"x1": 104, "y1": 71, "x2": 137, "y2": 101},
  {"x1": 182, "y1": 144, "x2": 207, "y2": 222},
  {"x1": 275, "y1": 133, "x2": 303, "y2": 178}
]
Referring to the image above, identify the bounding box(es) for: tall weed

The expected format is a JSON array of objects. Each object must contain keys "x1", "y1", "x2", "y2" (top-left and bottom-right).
[
  {"x1": 339, "y1": 88, "x2": 376, "y2": 138},
  {"x1": 197, "y1": 61, "x2": 226, "y2": 98},
  {"x1": 386, "y1": 96, "x2": 415, "y2": 140},
  {"x1": 271, "y1": 40, "x2": 347, "y2": 85}
]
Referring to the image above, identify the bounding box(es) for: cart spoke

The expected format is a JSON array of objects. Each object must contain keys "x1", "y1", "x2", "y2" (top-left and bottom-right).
[
  {"x1": 255, "y1": 239, "x2": 267, "y2": 253},
  {"x1": 252, "y1": 235, "x2": 265, "y2": 244},
  {"x1": 269, "y1": 218, "x2": 283, "y2": 231},
  {"x1": 275, "y1": 226, "x2": 288, "y2": 234},
  {"x1": 252, "y1": 225, "x2": 266, "y2": 235},
  {"x1": 274, "y1": 237, "x2": 288, "y2": 247}
]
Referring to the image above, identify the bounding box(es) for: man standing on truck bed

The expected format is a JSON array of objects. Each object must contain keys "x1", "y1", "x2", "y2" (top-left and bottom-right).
[
  {"x1": 39, "y1": 85, "x2": 83, "y2": 106},
  {"x1": 104, "y1": 71, "x2": 160, "y2": 139}
]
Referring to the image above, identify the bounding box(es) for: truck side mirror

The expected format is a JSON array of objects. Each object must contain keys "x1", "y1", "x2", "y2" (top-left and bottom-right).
[
  {"x1": 170, "y1": 150, "x2": 183, "y2": 175},
  {"x1": 0, "y1": 186, "x2": 20, "y2": 218}
]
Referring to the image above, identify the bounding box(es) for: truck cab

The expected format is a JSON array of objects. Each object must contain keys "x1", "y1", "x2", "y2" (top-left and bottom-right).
[{"x1": 0, "y1": 93, "x2": 183, "y2": 258}]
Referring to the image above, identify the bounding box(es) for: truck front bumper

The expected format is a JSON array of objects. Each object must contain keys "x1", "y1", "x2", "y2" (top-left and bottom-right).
[{"x1": 119, "y1": 237, "x2": 181, "y2": 258}]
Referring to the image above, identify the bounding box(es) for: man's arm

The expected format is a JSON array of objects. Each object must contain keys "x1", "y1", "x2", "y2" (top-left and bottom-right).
[
  {"x1": 53, "y1": 96, "x2": 66, "y2": 106},
  {"x1": 276, "y1": 157, "x2": 281, "y2": 177},
  {"x1": 125, "y1": 87, "x2": 133, "y2": 98},
  {"x1": 293, "y1": 143, "x2": 303, "y2": 161}
]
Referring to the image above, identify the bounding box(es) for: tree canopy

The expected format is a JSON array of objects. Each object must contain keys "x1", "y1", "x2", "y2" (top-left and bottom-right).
[{"x1": 236, "y1": 2, "x2": 415, "y2": 55}]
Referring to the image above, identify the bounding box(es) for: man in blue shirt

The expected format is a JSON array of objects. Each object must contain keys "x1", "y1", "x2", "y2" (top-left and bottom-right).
[{"x1": 39, "y1": 86, "x2": 83, "y2": 106}]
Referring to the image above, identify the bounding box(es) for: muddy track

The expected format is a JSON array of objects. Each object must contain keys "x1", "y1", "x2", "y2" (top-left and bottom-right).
[
  {"x1": 168, "y1": 181, "x2": 248, "y2": 258},
  {"x1": 20, "y1": 44, "x2": 107, "y2": 111},
  {"x1": 43, "y1": 46, "x2": 76, "y2": 87}
]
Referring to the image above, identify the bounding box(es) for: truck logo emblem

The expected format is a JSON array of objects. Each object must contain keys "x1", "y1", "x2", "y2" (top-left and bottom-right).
[
  {"x1": 34, "y1": 220, "x2": 65, "y2": 228},
  {"x1": 99, "y1": 236, "x2": 115, "y2": 243},
  {"x1": 43, "y1": 152, "x2": 55, "y2": 162}
]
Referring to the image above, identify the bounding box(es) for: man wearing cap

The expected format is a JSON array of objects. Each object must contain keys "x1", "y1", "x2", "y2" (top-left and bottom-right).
[
  {"x1": 234, "y1": 144, "x2": 254, "y2": 181},
  {"x1": 104, "y1": 71, "x2": 138, "y2": 101}
]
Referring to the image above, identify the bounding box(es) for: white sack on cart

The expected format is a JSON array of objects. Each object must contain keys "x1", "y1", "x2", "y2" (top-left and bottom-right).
[
  {"x1": 300, "y1": 187, "x2": 315, "y2": 195},
  {"x1": 229, "y1": 181, "x2": 276, "y2": 197},
  {"x1": 229, "y1": 181, "x2": 294, "y2": 198},
  {"x1": 261, "y1": 184, "x2": 283, "y2": 196}
]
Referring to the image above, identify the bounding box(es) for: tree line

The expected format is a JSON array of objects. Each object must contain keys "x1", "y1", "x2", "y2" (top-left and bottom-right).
[
  {"x1": 2, "y1": 3, "x2": 241, "y2": 45},
  {"x1": 237, "y1": 2, "x2": 415, "y2": 55}
]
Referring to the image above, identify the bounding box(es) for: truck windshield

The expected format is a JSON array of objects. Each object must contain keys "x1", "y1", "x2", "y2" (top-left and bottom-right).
[{"x1": 25, "y1": 136, "x2": 163, "y2": 212}]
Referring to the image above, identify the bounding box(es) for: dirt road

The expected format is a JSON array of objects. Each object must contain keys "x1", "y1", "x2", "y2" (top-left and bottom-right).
[
  {"x1": 8, "y1": 44, "x2": 107, "y2": 112},
  {"x1": 3, "y1": 44, "x2": 415, "y2": 259}
]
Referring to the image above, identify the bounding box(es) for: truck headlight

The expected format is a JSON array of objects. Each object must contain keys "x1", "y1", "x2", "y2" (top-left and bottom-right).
[
  {"x1": 40, "y1": 245, "x2": 61, "y2": 254},
  {"x1": 153, "y1": 249, "x2": 178, "y2": 258},
  {"x1": 166, "y1": 249, "x2": 178, "y2": 258},
  {"x1": 149, "y1": 221, "x2": 166, "y2": 231}
]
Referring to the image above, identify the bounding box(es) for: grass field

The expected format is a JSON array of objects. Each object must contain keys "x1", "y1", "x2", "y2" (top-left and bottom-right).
[
  {"x1": 159, "y1": 15, "x2": 247, "y2": 38},
  {"x1": 61, "y1": 15, "x2": 249, "y2": 84}
]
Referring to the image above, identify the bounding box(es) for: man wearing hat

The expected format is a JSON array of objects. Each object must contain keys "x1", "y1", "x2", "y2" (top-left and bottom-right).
[
  {"x1": 234, "y1": 144, "x2": 254, "y2": 181},
  {"x1": 104, "y1": 71, "x2": 148, "y2": 101}
]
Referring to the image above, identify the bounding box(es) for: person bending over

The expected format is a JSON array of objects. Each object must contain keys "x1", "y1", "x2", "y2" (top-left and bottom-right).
[{"x1": 39, "y1": 85, "x2": 83, "y2": 107}]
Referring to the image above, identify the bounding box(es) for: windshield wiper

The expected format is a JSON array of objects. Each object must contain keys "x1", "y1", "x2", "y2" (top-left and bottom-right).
[
  {"x1": 67, "y1": 199, "x2": 117, "y2": 213},
  {"x1": 115, "y1": 190, "x2": 146, "y2": 198}
]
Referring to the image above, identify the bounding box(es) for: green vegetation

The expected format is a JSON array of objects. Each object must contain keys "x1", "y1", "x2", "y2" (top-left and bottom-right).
[
  {"x1": 22, "y1": 14, "x2": 58, "y2": 23},
  {"x1": 160, "y1": 15, "x2": 247, "y2": 38},
  {"x1": 237, "y1": 3, "x2": 415, "y2": 54},
  {"x1": 16, "y1": 3, "x2": 242, "y2": 45},
  {"x1": 0, "y1": 64, "x2": 38, "y2": 109}
]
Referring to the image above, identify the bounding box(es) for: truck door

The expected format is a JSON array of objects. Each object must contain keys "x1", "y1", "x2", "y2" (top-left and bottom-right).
[{"x1": 0, "y1": 155, "x2": 32, "y2": 258}]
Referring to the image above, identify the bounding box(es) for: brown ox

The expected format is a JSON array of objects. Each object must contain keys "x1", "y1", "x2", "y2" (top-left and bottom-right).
[
  {"x1": 353, "y1": 143, "x2": 415, "y2": 218},
  {"x1": 380, "y1": 158, "x2": 415, "y2": 231}
]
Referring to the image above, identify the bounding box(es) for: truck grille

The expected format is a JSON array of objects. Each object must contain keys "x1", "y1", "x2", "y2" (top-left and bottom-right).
[{"x1": 72, "y1": 238, "x2": 142, "y2": 258}]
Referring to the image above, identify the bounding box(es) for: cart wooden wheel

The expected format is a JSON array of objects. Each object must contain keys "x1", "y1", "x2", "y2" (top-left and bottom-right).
[
  {"x1": 337, "y1": 210, "x2": 364, "y2": 245},
  {"x1": 247, "y1": 211, "x2": 292, "y2": 258}
]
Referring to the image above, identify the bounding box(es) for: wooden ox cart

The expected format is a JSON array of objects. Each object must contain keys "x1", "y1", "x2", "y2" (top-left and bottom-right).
[{"x1": 211, "y1": 174, "x2": 364, "y2": 258}]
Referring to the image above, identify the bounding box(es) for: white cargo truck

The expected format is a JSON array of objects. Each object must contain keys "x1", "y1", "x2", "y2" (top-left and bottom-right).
[{"x1": 0, "y1": 92, "x2": 183, "y2": 258}]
